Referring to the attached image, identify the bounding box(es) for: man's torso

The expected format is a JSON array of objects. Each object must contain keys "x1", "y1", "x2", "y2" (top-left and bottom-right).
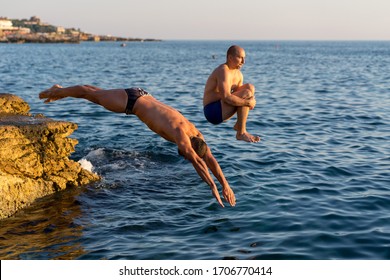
[{"x1": 203, "y1": 64, "x2": 242, "y2": 105}]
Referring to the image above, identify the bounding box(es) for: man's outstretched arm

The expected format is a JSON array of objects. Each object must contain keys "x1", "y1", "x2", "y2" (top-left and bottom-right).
[
  {"x1": 203, "y1": 148, "x2": 236, "y2": 207},
  {"x1": 189, "y1": 154, "x2": 225, "y2": 208},
  {"x1": 177, "y1": 137, "x2": 225, "y2": 207}
]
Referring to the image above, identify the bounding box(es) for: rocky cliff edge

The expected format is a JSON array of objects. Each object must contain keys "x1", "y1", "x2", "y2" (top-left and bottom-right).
[{"x1": 0, "y1": 93, "x2": 100, "y2": 219}]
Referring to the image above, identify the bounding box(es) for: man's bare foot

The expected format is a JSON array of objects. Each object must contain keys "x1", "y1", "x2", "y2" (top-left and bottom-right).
[
  {"x1": 236, "y1": 132, "x2": 260, "y2": 143},
  {"x1": 39, "y1": 84, "x2": 63, "y2": 103}
]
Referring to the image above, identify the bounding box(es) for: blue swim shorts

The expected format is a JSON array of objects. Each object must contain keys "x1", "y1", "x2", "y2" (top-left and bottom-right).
[{"x1": 204, "y1": 100, "x2": 223, "y2": 125}]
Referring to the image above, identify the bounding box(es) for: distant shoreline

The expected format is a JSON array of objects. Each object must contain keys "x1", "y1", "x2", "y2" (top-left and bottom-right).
[
  {"x1": 0, "y1": 33, "x2": 161, "y2": 44},
  {"x1": 0, "y1": 36, "x2": 161, "y2": 44},
  {"x1": 0, "y1": 16, "x2": 161, "y2": 44}
]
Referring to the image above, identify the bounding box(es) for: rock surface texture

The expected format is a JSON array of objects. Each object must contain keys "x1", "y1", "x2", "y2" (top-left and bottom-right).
[{"x1": 0, "y1": 94, "x2": 100, "y2": 219}]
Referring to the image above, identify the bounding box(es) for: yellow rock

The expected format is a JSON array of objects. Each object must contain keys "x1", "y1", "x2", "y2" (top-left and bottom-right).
[{"x1": 0, "y1": 94, "x2": 100, "y2": 219}]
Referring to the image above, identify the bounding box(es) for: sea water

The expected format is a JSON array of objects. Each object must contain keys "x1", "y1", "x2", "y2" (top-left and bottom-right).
[{"x1": 0, "y1": 41, "x2": 389, "y2": 260}]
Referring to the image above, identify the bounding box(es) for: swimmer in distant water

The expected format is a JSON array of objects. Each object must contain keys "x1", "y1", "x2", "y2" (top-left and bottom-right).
[
  {"x1": 203, "y1": 45, "x2": 260, "y2": 142},
  {"x1": 39, "y1": 84, "x2": 236, "y2": 207}
]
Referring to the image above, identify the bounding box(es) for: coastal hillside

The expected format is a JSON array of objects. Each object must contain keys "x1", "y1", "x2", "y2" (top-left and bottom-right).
[{"x1": 0, "y1": 16, "x2": 160, "y2": 43}]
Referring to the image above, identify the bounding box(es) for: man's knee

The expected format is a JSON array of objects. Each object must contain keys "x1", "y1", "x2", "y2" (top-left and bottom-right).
[
  {"x1": 244, "y1": 83, "x2": 255, "y2": 94},
  {"x1": 242, "y1": 84, "x2": 255, "y2": 99},
  {"x1": 249, "y1": 83, "x2": 255, "y2": 94}
]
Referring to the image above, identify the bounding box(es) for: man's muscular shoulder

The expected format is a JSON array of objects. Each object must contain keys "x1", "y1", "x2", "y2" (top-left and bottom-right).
[{"x1": 213, "y1": 64, "x2": 232, "y2": 78}]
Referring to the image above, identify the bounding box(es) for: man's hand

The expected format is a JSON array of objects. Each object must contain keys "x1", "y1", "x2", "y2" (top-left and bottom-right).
[
  {"x1": 222, "y1": 185, "x2": 236, "y2": 207},
  {"x1": 247, "y1": 97, "x2": 256, "y2": 110},
  {"x1": 210, "y1": 185, "x2": 225, "y2": 208}
]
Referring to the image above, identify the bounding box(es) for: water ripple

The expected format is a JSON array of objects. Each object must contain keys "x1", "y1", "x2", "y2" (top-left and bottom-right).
[{"x1": 1, "y1": 41, "x2": 390, "y2": 260}]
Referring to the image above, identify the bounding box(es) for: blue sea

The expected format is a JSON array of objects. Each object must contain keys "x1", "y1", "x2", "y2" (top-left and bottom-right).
[{"x1": 0, "y1": 41, "x2": 389, "y2": 260}]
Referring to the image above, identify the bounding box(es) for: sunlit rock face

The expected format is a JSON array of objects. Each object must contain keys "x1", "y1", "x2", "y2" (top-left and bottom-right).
[{"x1": 0, "y1": 94, "x2": 100, "y2": 219}]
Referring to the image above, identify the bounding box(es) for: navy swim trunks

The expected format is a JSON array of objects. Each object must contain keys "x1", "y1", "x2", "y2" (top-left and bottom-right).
[
  {"x1": 125, "y1": 88, "x2": 151, "y2": 115},
  {"x1": 203, "y1": 100, "x2": 223, "y2": 125}
]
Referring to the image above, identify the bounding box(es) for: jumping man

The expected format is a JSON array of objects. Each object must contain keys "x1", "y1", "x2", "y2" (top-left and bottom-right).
[{"x1": 39, "y1": 85, "x2": 236, "y2": 207}]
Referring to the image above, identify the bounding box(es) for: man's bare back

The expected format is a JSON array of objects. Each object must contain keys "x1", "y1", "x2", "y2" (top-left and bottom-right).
[{"x1": 132, "y1": 96, "x2": 201, "y2": 143}]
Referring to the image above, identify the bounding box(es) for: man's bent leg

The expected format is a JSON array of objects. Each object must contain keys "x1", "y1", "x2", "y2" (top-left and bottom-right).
[
  {"x1": 235, "y1": 105, "x2": 260, "y2": 142},
  {"x1": 235, "y1": 83, "x2": 255, "y2": 99},
  {"x1": 227, "y1": 83, "x2": 260, "y2": 142}
]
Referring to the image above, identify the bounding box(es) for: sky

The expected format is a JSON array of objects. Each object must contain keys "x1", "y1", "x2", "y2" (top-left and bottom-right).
[{"x1": 2, "y1": 0, "x2": 390, "y2": 40}]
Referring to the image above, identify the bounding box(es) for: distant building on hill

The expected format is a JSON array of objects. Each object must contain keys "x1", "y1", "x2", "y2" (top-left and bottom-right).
[
  {"x1": 0, "y1": 17, "x2": 31, "y2": 36},
  {"x1": 56, "y1": 26, "x2": 65, "y2": 34},
  {"x1": 0, "y1": 17, "x2": 13, "y2": 29},
  {"x1": 1, "y1": 15, "x2": 160, "y2": 43}
]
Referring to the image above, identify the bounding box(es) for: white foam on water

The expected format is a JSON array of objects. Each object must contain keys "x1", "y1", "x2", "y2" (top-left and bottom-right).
[{"x1": 78, "y1": 158, "x2": 95, "y2": 173}]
